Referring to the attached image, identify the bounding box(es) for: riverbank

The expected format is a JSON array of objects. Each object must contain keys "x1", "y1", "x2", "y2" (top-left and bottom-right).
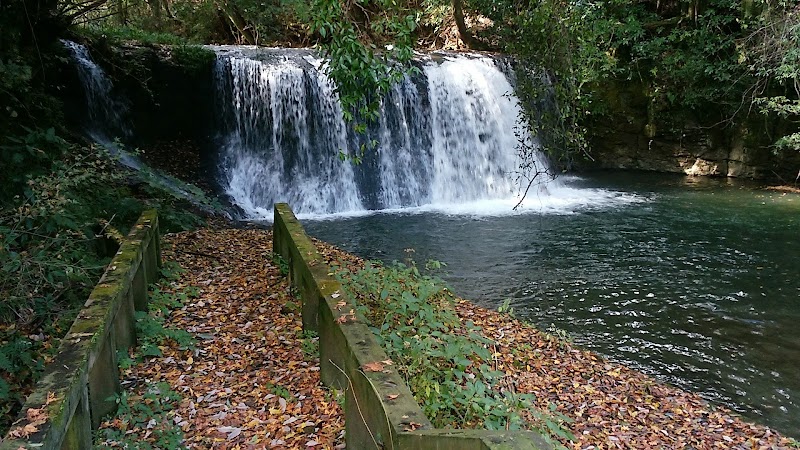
[
  {"x1": 95, "y1": 226, "x2": 796, "y2": 448},
  {"x1": 767, "y1": 185, "x2": 800, "y2": 194}
]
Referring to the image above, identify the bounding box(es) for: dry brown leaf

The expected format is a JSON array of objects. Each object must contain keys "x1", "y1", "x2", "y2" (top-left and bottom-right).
[{"x1": 362, "y1": 361, "x2": 385, "y2": 372}]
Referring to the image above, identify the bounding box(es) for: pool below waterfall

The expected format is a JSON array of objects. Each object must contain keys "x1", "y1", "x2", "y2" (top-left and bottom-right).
[{"x1": 301, "y1": 172, "x2": 800, "y2": 438}]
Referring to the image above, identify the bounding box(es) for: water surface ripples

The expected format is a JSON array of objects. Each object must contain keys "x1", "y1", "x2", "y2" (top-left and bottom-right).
[{"x1": 304, "y1": 173, "x2": 800, "y2": 437}]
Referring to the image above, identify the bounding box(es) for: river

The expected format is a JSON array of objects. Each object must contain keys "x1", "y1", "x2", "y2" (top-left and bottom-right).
[{"x1": 303, "y1": 172, "x2": 800, "y2": 438}]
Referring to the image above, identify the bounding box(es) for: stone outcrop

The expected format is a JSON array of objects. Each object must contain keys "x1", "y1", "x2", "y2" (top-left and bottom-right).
[{"x1": 582, "y1": 81, "x2": 800, "y2": 180}]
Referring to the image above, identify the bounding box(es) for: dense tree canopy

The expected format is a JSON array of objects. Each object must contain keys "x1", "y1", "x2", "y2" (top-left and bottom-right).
[
  {"x1": 5, "y1": 0, "x2": 797, "y2": 167},
  {"x1": 2, "y1": 0, "x2": 799, "y2": 197}
]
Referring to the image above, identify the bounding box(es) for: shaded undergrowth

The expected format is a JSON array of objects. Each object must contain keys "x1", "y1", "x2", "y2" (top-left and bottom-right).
[
  {"x1": 95, "y1": 261, "x2": 196, "y2": 449},
  {"x1": 0, "y1": 143, "x2": 213, "y2": 435},
  {"x1": 333, "y1": 259, "x2": 574, "y2": 446}
]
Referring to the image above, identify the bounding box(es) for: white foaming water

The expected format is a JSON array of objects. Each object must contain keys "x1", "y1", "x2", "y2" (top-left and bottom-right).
[
  {"x1": 425, "y1": 56, "x2": 520, "y2": 203},
  {"x1": 293, "y1": 185, "x2": 645, "y2": 221},
  {"x1": 217, "y1": 52, "x2": 364, "y2": 216},
  {"x1": 210, "y1": 47, "x2": 644, "y2": 220},
  {"x1": 61, "y1": 40, "x2": 132, "y2": 148}
]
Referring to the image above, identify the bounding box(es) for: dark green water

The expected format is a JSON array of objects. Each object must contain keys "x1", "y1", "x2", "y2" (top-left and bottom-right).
[{"x1": 303, "y1": 172, "x2": 800, "y2": 437}]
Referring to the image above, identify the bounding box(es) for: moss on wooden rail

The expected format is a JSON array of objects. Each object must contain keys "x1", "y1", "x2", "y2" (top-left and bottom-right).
[
  {"x1": 273, "y1": 203, "x2": 551, "y2": 450},
  {"x1": 1, "y1": 210, "x2": 161, "y2": 450}
]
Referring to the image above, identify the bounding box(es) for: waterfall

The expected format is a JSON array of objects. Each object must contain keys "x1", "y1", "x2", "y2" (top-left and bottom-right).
[
  {"x1": 61, "y1": 40, "x2": 132, "y2": 145},
  {"x1": 62, "y1": 40, "x2": 228, "y2": 216},
  {"x1": 213, "y1": 47, "x2": 555, "y2": 219}
]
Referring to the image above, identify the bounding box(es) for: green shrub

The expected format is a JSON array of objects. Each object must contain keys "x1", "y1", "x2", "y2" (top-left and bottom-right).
[
  {"x1": 334, "y1": 261, "x2": 574, "y2": 444},
  {"x1": 77, "y1": 25, "x2": 193, "y2": 46},
  {"x1": 96, "y1": 383, "x2": 185, "y2": 449},
  {"x1": 170, "y1": 44, "x2": 216, "y2": 74}
]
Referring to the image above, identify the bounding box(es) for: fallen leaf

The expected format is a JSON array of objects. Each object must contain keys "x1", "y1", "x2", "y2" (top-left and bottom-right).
[
  {"x1": 403, "y1": 422, "x2": 422, "y2": 431},
  {"x1": 217, "y1": 426, "x2": 242, "y2": 440},
  {"x1": 362, "y1": 361, "x2": 384, "y2": 372}
]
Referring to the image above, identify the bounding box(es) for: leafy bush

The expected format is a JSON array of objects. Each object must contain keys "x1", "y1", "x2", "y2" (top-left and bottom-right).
[
  {"x1": 77, "y1": 25, "x2": 194, "y2": 46},
  {"x1": 96, "y1": 383, "x2": 185, "y2": 449},
  {"x1": 170, "y1": 44, "x2": 216, "y2": 74},
  {"x1": 334, "y1": 260, "x2": 573, "y2": 443}
]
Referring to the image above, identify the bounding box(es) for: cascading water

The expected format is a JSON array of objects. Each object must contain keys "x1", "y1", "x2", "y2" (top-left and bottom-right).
[
  {"x1": 62, "y1": 40, "x2": 227, "y2": 215},
  {"x1": 61, "y1": 40, "x2": 132, "y2": 145},
  {"x1": 213, "y1": 47, "x2": 570, "y2": 219},
  {"x1": 62, "y1": 42, "x2": 639, "y2": 219}
]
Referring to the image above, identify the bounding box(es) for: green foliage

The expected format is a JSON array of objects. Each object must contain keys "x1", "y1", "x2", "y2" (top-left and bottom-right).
[
  {"x1": 95, "y1": 383, "x2": 186, "y2": 449},
  {"x1": 544, "y1": 325, "x2": 573, "y2": 350},
  {"x1": 267, "y1": 382, "x2": 293, "y2": 400},
  {"x1": 497, "y1": 298, "x2": 515, "y2": 317},
  {"x1": 335, "y1": 260, "x2": 573, "y2": 443},
  {"x1": 160, "y1": 260, "x2": 186, "y2": 281},
  {"x1": 170, "y1": 44, "x2": 216, "y2": 73},
  {"x1": 135, "y1": 284, "x2": 196, "y2": 359},
  {"x1": 271, "y1": 252, "x2": 290, "y2": 276},
  {"x1": 0, "y1": 5, "x2": 70, "y2": 198},
  {"x1": 135, "y1": 310, "x2": 194, "y2": 357},
  {"x1": 78, "y1": 25, "x2": 194, "y2": 45},
  {"x1": 0, "y1": 145, "x2": 142, "y2": 326},
  {"x1": 0, "y1": 140, "x2": 208, "y2": 433},
  {"x1": 299, "y1": 330, "x2": 319, "y2": 360},
  {"x1": 300, "y1": 0, "x2": 420, "y2": 136},
  {"x1": 0, "y1": 334, "x2": 43, "y2": 425},
  {"x1": 746, "y1": 3, "x2": 800, "y2": 155},
  {"x1": 0, "y1": 143, "x2": 147, "y2": 432}
]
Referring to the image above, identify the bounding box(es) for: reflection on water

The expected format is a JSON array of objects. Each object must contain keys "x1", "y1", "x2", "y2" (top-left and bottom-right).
[{"x1": 302, "y1": 172, "x2": 800, "y2": 437}]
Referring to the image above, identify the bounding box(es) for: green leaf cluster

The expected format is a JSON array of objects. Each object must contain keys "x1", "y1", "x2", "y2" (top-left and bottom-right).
[
  {"x1": 335, "y1": 260, "x2": 574, "y2": 444},
  {"x1": 135, "y1": 281, "x2": 197, "y2": 359},
  {"x1": 0, "y1": 335, "x2": 43, "y2": 422},
  {"x1": 303, "y1": 0, "x2": 420, "y2": 133},
  {"x1": 95, "y1": 383, "x2": 186, "y2": 449}
]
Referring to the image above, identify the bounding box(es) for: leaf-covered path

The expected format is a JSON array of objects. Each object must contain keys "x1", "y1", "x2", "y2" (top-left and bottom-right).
[
  {"x1": 105, "y1": 227, "x2": 794, "y2": 449},
  {"x1": 102, "y1": 228, "x2": 345, "y2": 448}
]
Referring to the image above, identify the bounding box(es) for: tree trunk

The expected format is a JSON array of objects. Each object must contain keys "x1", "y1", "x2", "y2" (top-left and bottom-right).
[
  {"x1": 147, "y1": 0, "x2": 162, "y2": 21},
  {"x1": 452, "y1": 0, "x2": 486, "y2": 50},
  {"x1": 217, "y1": 1, "x2": 256, "y2": 44},
  {"x1": 116, "y1": 0, "x2": 128, "y2": 25}
]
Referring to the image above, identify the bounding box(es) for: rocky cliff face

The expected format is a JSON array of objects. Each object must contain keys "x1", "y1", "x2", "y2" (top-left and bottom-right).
[
  {"x1": 582, "y1": 82, "x2": 800, "y2": 181},
  {"x1": 59, "y1": 39, "x2": 217, "y2": 147}
]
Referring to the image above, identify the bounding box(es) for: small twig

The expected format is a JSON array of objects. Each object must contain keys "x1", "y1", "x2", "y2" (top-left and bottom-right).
[
  {"x1": 329, "y1": 359, "x2": 382, "y2": 449},
  {"x1": 97, "y1": 213, "x2": 117, "y2": 235},
  {"x1": 176, "y1": 249, "x2": 222, "y2": 260}
]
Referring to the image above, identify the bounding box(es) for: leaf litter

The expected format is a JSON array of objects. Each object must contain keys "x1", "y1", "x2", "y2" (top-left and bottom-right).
[
  {"x1": 313, "y1": 239, "x2": 797, "y2": 450},
  {"x1": 99, "y1": 228, "x2": 344, "y2": 449}
]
